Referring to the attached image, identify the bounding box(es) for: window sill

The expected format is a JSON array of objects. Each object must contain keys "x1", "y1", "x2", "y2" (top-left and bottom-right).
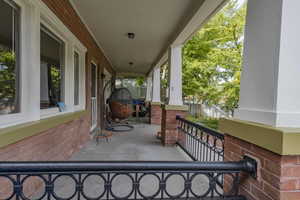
[
  {"x1": 0, "y1": 110, "x2": 87, "y2": 149},
  {"x1": 74, "y1": 105, "x2": 85, "y2": 112},
  {"x1": 40, "y1": 107, "x2": 61, "y2": 119},
  {"x1": 40, "y1": 107, "x2": 74, "y2": 119}
]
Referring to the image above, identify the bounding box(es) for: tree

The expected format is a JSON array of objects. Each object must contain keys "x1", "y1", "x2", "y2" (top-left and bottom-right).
[
  {"x1": 0, "y1": 50, "x2": 18, "y2": 113},
  {"x1": 160, "y1": 63, "x2": 169, "y2": 103},
  {"x1": 183, "y1": 0, "x2": 247, "y2": 113},
  {"x1": 135, "y1": 77, "x2": 145, "y2": 87}
]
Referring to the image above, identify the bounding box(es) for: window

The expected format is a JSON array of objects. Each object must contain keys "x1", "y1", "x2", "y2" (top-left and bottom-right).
[
  {"x1": 0, "y1": 0, "x2": 20, "y2": 115},
  {"x1": 0, "y1": 0, "x2": 87, "y2": 128},
  {"x1": 40, "y1": 25, "x2": 65, "y2": 109},
  {"x1": 74, "y1": 52, "x2": 80, "y2": 106}
]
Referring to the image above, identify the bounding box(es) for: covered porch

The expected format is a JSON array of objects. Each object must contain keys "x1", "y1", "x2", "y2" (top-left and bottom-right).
[
  {"x1": 1, "y1": 0, "x2": 300, "y2": 199},
  {"x1": 71, "y1": 124, "x2": 187, "y2": 161},
  {"x1": 2, "y1": 120, "x2": 253, "y2": 200}
]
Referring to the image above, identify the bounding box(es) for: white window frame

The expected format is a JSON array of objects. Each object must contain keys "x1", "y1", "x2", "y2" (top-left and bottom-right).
[
  {"x1": 90, "y1": 60, "x2": 98, "y2": 131},
  {"x1": 39, "y1": 18, "x2": 68, "y2": 118},
  {"x1": 0, "y1": 0, "x2": 87, "y2": 128},
  {"x1": 38, "y1": 0, "x2": 87, "y2": 119},
  {"x1": 103, "y1": 68, "x2": 112, "y2": 103},
  {"x1": 0, "y1": 0, "x2": 40, "y2": 128},
  {"x1": 73, "y1": 48, "x2": 86, "y2": 111}
]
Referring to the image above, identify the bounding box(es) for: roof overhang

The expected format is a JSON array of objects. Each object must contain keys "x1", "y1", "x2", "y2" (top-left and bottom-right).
[{"x1": 70, "y1": 0, "x2": 228, "y2": 77}]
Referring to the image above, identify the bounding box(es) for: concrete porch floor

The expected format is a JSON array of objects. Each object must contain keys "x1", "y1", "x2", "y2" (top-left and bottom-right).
[
  {"x1": 35, "y1": 123, "x2": 211, "y2": 199},
  {"x1": 71, "y1": 123, "x2": 190, "y2": 161}
]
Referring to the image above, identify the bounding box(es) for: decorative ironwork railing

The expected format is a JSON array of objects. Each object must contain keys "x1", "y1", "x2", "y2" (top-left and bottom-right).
[
  {"x1": 0, "y1": 160, "x2": 256, "y2": 200},
  {"x1": 176, "y1": 116, "x2": 224, "y2": 162}
]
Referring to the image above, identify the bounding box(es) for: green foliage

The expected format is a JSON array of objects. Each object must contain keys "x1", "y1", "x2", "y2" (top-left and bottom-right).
[
  {"x1": 135, "y1": 77, "x2": 145, "y2": 87},
  {"x1": 50, "y1": 66, "x2": 61, "y2": 102},
  {"x1": 0, "y1": 50, "x2": 17, "y2": 112},
  {"x1": 183, "y1": 0, "x2": 247, "y2": 113},
  {"x1": 186, "y1": 115, "x2": 219, "y2": 130},
  {"x1": 200, "y1": 118, "x2": 219, "y2": 130},
  {"x1": 160, "y1": 63, "x2": 169, "y2": 103}
]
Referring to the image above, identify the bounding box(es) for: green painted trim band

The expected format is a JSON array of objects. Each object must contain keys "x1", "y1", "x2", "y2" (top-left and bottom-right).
[
  {"x1": 163, "y1": 105, "x2": 189, "y2": 111},
  {"x1": 151, "y1": 102, "x2": 162, "y2": 106},
  {"x1": 0, "y1": 110, "x2": 88, "y2": 149},
  {"x1": 219, "y1": 118, "x2": 300, "y2": 155}
]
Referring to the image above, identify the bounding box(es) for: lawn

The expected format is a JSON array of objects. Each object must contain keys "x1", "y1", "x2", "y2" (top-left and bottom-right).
[{"x1": 186, "y1": 115, "x2": 219, "y2": 130}]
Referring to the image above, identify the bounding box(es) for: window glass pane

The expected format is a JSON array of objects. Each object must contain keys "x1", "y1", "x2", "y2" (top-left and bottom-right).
[
  {"x1": 40, "y1": 25, "x2": 65, "y2": 109},
  {"x1": 74, "y1": 52, "x2": 79, "y2": 105},
  {"x1": 0, "y1": 0, "x2": 20, "y2": 115}
]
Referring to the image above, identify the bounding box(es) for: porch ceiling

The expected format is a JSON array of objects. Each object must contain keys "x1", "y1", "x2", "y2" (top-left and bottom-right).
[{"x1": 70, "y1": 0, "x2": 220, "y2": 76}]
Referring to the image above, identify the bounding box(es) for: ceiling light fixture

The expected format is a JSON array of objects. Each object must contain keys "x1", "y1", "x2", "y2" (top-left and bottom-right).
[{"x1": 127, "y1": 33, "x2": 135, "y2": 39}]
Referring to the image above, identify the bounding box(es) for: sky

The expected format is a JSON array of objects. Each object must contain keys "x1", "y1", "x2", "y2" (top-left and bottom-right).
[{"x1": 237, "y1": 0, "x2": 247, "y2": 7}]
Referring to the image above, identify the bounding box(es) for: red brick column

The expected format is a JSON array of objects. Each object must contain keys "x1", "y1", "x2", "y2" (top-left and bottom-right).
[
  {"x1": 224, "y1": 134, "x2": 300, "y2": 200},
  {"x1": 150, "y1": 103, "x2": 162, "y2": 125},
  {"x1": 161, "y1": 106, "x2": 187, "y2": 146}
]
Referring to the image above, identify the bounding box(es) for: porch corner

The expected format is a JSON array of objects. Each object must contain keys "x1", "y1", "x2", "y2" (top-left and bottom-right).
[{"x1": 220, "y1": 118, "x2": 300, "y2": 200}]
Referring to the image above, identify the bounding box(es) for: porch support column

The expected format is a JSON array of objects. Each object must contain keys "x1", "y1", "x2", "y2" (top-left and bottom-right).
[
  {"x1": 145, "y1": 75, "x2": 152, "y2": 102},
  {"x1": 152, "y1": 66, "x2": 161, "y2": 103},
  {"x1": 168, "y1": 45, "x2": 183, "y2": 106},
  {"x1": 221, "y1": 1, "x2": 300, "y2": 200},
  {"x1": 150, "y1": 66, "x2": 162, "y2": 125},
  {"x1": 235, "y1": 0, "x2": 300, "y2": 128},
  {"x1": 161, "y1": 45, "x2": 188, "y2": 146}
]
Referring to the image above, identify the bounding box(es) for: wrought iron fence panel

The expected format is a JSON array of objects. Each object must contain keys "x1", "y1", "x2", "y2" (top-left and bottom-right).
[
  {"x1": 0, "y1": 161, "x2": 257, "y2": 200},
  {"x1": 176, "y1": 116, "x2": 224, "y2": 162}
]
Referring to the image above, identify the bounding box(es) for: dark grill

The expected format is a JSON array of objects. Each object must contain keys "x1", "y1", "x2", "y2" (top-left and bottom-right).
[
  {"x1": 0, "y1": 160, "x2": 256, "y2": 200},
  {"x1": 176, "y1": 116, "x2": 224, "y2": 162}
]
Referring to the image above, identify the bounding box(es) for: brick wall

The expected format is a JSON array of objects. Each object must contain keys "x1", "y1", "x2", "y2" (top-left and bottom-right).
[
  {"x1": 0, "y1": 115, "x2": 90, "y2": 198},
  {"x1": 224, "y1": 134, "x2": 300, "y2": 200},
  {"x1": 0, "y1": 116, "x2": 90, "y2": 161},
  {"x1": 161, "y1": 109, "x2": 187, "y2": 146},
  {"x1": 150, "y1": 105, "x2": 162, "y2": 125}
]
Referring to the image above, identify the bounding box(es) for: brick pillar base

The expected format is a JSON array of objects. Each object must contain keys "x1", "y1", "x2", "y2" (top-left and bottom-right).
[
  {"x1": 150, "y1": 103, "x2": 162, "y2": 125},
  {"x1": 220, "y1": 118, "x2": 300, "y2": 200},
  {"x1": 161, "y1": 105, "x2": 188, "y2": 146},
  {"x1": 224, "y1": 134, "x2": 300, "y2": 200}
]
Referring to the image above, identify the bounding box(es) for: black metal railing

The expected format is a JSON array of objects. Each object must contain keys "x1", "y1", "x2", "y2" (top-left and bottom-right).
[
  {"x1": 176, "y1": 116, "x2": 224, "y2": 162},
  {"x1": 0, "y1": 159, "x2": 256, "y2": 200}
]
